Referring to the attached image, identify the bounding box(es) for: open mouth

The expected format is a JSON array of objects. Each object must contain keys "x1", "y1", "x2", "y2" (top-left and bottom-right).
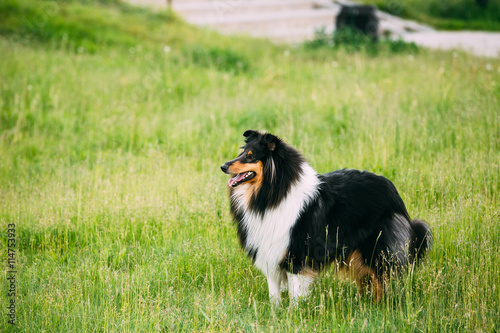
[{"x1": 228, "y1": 171, "x2": 256, "y2": 187}]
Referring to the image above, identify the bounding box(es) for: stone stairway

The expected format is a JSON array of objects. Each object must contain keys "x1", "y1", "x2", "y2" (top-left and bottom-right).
[
  {"x1": 127, "y1": 0, "x2": 438, "y2": 44},
  {"x1": 128, "y1": 0, "x2": 340, "y2": 43}
]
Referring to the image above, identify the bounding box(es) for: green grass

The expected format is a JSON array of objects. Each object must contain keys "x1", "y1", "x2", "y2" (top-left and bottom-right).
[
  {"x1": 307, "y1": 27, "x2": 420, "y2": 56},
  {"x1": 1, "y1": 0, "x2": 500, "y2": 331},
  {"x1": 360, "y1": 0, "x2": 500, "y2": 31}
]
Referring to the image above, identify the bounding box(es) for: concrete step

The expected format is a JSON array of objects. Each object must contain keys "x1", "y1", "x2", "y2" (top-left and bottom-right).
[
  {"x1": 126, "y1": 0, "x2": 167, "y2": 9},
  {"x1": 173, "y1": 0, "x2": 316, "y2": 17},
  {"x1": 189, "y1": 8, "x2": 339, "y2": 33}
]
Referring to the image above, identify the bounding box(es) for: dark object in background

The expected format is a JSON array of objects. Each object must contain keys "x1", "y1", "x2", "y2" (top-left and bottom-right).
[
  {"x1": 476, "y1": 0, "x2": 488, "y2": 7},
  {"x1": 336, "y1": 5, "x2": 379, "y2": 41}
]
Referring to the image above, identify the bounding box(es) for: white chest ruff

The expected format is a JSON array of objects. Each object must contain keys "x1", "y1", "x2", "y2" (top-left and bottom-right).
[{"x1": 232, "y1": 163, "x2": 320, "y2": 277}]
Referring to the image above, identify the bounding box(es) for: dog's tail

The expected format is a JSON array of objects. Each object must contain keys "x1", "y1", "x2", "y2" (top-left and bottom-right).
[{"x1": 410, "y1": 219, "x2": 432, "y2": 261}]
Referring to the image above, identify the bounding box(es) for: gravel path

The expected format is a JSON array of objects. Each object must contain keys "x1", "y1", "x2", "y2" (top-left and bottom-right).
[{"x1": 400, "y1": 31, "x2": 500, "y2": 58}]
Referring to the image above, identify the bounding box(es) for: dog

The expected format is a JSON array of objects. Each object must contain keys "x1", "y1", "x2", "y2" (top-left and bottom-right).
[{"x1": 221, "y1": 130, "x2": 431, "y2": 304}]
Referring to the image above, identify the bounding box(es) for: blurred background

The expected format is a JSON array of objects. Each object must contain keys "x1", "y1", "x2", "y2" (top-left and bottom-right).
[{"x1": 129, "y1": 0, "x2": 500, "y2": 56}]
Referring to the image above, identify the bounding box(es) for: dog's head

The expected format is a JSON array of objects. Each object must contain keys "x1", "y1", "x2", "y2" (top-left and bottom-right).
[{"x1": 221, "y1": 130, "x2": 279, "y2": 188}]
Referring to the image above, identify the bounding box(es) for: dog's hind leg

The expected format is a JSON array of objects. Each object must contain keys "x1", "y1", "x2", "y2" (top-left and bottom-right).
[{"x1": 346, "y1": 250, "x2": 384, "y2": 302}]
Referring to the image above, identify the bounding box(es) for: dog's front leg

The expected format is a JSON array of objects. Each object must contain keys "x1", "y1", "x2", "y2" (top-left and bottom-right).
[{"x1": 267, "y1": 273, "x2": 282, "y2": 306}]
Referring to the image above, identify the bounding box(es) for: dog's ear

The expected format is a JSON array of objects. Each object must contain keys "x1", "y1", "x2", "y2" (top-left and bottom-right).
[
  {"x1": 243, "y1": 130, "x2": 258, "y2": 138},
  {"x1": 263, "y1": 133, "x2": 278, "y2": 151}
]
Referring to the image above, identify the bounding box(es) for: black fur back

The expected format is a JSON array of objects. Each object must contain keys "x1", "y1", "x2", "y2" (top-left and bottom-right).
[{"x1": 280, "y1": 169, "x2": 431, "y2": 277}]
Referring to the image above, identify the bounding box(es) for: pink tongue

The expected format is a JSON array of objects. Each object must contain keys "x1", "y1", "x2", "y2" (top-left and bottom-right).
[{"x1": 228, "y1": 173, "x2": 247, "y2": 187}]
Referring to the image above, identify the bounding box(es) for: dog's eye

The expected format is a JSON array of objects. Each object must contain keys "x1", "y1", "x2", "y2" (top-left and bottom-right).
[{"x1": 247, "y1": 154, "x2": 255, "y2": 161}]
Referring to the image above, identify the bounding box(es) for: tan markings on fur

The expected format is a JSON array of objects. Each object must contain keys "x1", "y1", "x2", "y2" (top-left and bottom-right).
[
  {"x1": 228, "y1": 161, "x2": 264, "y2": 205},
  {"x1": 344, "y1": 250, "x2": 384, "y2": 302},
  {"x1": 299, "y1": 267, "x2": 319, "y2": 279},
  {"x1": 227, "y1": 161, "x2": 259, "y2": 175},
  {"x1": 336, "y1": 260, "x2": 350, "y2": 278},
  {"x1": 280, "y1": 250, "x2": 288, "y2": 264}
]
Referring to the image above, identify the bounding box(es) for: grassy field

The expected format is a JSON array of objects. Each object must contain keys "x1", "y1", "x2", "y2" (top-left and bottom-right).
[
  {"x1": 1, "y1": 0, "x2": 499, "y2": 331},
  {"x1": 359, "y1": 0, "x2": 500, "y2": 31}
]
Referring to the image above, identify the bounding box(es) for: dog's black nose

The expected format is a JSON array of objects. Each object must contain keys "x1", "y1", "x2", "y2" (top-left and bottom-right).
[{"x1": 221, "y1": 164, "x2": 229, "y2": 173}]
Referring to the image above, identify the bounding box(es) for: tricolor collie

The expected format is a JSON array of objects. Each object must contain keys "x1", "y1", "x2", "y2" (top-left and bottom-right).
[{"x1": 221, "y1": 130, "x2": 431, "y2": 304}]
